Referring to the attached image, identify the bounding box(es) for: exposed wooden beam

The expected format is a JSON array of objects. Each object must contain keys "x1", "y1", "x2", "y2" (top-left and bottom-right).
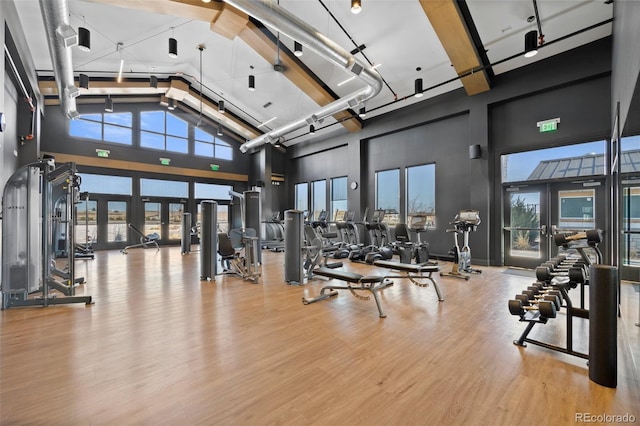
[
  {"x1": 419, "y1": 0, "x2": 490, "y2": 96},
  {"x1": 239, "y1": 22, "x2": 361, "y2": 132},
  {"x1": 43, "y1": 152, "x2": 249, "y2": 182},
  {"x1": 79, "y1": 0, "x2": 361, "y2": 134}
]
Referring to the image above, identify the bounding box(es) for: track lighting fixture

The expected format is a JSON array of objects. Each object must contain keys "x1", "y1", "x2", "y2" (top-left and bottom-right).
[
  {"x1": 294, "y1": 41, "x2": 303, "y2": 57},
  {"x1": 79, "y1": 73, "x2": 89, "y2": 89},
  {"x1": 78, "y1": 27, "x2": 91, "y2": 52},
  {"x1": 524, "y1": 30, "x2": 538, "y2": 58},
  {"x1": 248, "y1": 75, "x2": 255, "y2": 91},
  {"x1": 218, "y1": 100, "x2": 225, "y2": 114},
  {"x1": 150, "y1": 75, "x2": 158, "y2": 89},
  {"x1": 168, "y1": 28, "x2": 178, "y2": 58},
  {"x1": 105, "y1": 96, "x2": 113, "y2": 112},
  {"x1": 359, "y1": 107, "x2": 366, "y2": 118},
  {"x1": 309, "y1": 125, "x2": 316, "y2": 135},
  {"x1": 414, "y1": 78, "x2": 423, "y2": 98},
  {"x1": 351, "y1": 0, "x2": 362, "y2": 14},
  {"x1": 217, "y1": 123, "x2": 224, "y2": 136}
]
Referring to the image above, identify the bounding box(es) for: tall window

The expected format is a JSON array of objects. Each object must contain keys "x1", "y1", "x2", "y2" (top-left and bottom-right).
[
  {"x1": 194, "y1": 127, "x2": 233, "y2": 160},
  {"x1": 311, "y1": 180, "x2": 326, "y2": 220},
  {"x1": 407, "y1": 164, "x2": 436, "y2": 227},
  {"x1": 295, "y1": 183, "x2": 308, "y2": 212},
  {"x1": 330, "y1": 177, "x2": 347, "y2": 219},
  {"x1": 70, "y1": 112, "x2": 132, "y2": 145},
  {"x1": 376, "y1": 169, "x2": 400, "y2": 214},
  {"x1": 140, "y1": 111, "x2": 188, "y2": 153}
]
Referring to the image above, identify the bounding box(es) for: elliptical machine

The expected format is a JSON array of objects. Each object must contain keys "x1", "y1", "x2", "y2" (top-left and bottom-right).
[{"x1": 440, "y1": 209, "x2": 481, "y2": 280}]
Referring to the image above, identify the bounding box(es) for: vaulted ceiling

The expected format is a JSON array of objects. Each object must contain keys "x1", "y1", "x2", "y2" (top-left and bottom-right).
[{"x1": 13, "y1": 0, "x2": 613, "y2": 149}]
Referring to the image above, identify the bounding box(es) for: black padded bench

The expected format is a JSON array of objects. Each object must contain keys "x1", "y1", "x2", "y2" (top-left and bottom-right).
[
  {"x1": 302, "y1": 267, "x2": 392, "y2": 317},
  {"x1": 373, "y1": 260, "x2": 444, "y2": 302}
]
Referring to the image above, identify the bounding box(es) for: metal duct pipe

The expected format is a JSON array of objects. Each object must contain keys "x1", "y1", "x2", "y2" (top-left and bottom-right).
[
  {"x1": 224, "y1": 0, "x2": 383, "y2": 153},
  {"x1": 40, "y1": 0, "x2": 79, "y2": 119}
]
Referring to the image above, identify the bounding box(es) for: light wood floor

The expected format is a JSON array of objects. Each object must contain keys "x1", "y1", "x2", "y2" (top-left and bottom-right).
[{"x1": 1, "y1": 247, "x2": 639, "y2": 425}]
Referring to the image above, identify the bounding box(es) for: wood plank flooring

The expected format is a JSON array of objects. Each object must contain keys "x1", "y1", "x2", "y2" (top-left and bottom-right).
[{"x1": 1, "y1": 247, "x2": 639, "y2": 425}]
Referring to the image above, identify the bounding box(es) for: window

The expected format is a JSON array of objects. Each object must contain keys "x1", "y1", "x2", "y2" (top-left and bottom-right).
[
  {"x1": 70, "y1": 113, "x2": 132, "y2": 145},
  {"x1": 140, "y1": 178, "x2": 188, "y2": 198},
  {"x1": 311, "y1": 180, "x2": 326, "y2": 221},
  {"x1": 620, "y1": 134, "x2": 640, "y2": 173},
  {"x1": 501, "y1": 140, "x2": 606, "y2": 183},
  {"x1": 376, "y1": 169, "x2": 400, "y2": 214},
  {"x1": 295, "y1": 183, "x2": 309, "y2": 212},
  {"x1": 140, "y1": 111, "x2": 188, "y2": 153},
  {"x1": 330, "y1": 177, "x2": 347, "y2": 219},
  {"x1": 78, "y1": 174, "x2": 132, "y2": 195},
  {"x1": 407, "y1": 164, "x2": 436, "y2": 227},
  {"x1": 195, "y1": 182, "x2": 233, "y2": 200},
  {"x1": 194, "y1": 127, "x2": 233, "y2": 160}
]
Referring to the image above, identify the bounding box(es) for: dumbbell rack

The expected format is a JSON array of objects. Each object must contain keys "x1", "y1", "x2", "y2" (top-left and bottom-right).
[
  {"x1": 513, "y1": 280, "x2": 589, "y2": 360},
  {"x1": 511, "y1": 230, "x2": 603, "y2": 360}
]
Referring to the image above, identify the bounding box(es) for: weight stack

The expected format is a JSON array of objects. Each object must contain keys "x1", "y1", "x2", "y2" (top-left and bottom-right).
[
  {"x1": 181, "y1": 212, "x2": 192, "y2": 254},
  {"x1": 200, "y1": 201, "x2": 218, "y2": 280},
  {"x1": 588, "y1": 264, "x2": 618, "y2": 388},
  {"x1": 244, "y1": 190, "x2": 262, "y2": 263},
  {"x1": 284, "y1": 209, "x2": 304, "y2": 285}
]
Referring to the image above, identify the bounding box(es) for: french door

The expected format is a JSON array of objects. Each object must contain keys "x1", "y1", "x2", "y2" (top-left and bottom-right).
[
  {"x1": 503, "y1": 179, "x2": 607, "y2": 269},
  {"x1": 142, "y1": 198, "x2": 187, "y2": 244},
  {"x1": 76, "y1": 195, "x2": 130, "y2": 251}
]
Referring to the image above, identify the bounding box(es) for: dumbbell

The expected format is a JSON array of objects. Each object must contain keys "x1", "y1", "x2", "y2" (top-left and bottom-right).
[
  {"x1": 535, "y1": 265, "x2": 586, "y2": 284},
  {"x1": 515, "y1": 291, "x2": 562, "y2": 311},
  {"x1": 508, "y1": 298, "x2": 557, "y2": 318},
  {"x1": 553, "y1": 229, "x2": 602, "y2": 247}
]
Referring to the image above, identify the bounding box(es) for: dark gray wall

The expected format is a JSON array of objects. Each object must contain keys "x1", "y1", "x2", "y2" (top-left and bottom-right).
[
  {"x1": 612, "y1": 1, "x2": 640, "y2": 132},
  {"x1": 286, "y1": 37, "x2": 613, "y2": 266}
]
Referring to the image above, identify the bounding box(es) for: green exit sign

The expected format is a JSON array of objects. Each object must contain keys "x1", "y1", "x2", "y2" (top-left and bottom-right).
[
  {"x1": 160, "y1": 157, "x2": 171, "y2": 165},
  {"x1": 210, "y1": 164, "x2": 220, "y2": 171},
  {"x1": 537, "y1": 118, "x2": 560, "y2": 133},
  {"x1": 96, "y1": 149, "x2": 110, "y2": 158}
]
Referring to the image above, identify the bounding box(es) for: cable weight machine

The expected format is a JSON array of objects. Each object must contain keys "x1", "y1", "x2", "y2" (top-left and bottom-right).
[{"x1": 1, "y1": 159, "x2": 93, "y2": 309}]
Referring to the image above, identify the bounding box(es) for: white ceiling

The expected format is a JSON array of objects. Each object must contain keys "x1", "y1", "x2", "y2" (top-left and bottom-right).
[{"x1": 12, "y1": 0, "x2": 613, "y2": 147}]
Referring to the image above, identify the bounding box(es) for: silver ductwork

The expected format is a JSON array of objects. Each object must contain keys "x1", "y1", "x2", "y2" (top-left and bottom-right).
[
  {"x1": 224, "y1": 0, "x2": 383, "y2": 153},
  {"x1": 40, "y1": 0, "x2": 79, "y2": 119}
]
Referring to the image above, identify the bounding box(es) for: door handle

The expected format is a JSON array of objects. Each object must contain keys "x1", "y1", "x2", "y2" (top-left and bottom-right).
[{"x1": 541, "y1": 225, "x2": 547, "y2": 236}]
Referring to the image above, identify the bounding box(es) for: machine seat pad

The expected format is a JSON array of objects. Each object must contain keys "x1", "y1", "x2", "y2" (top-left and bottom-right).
[
  {"x1": 313, "y1": 267, "x2": 384, "y2": 284},
  {"x1": 373, "y1": 260, "x2": 439, "y2": 273}
]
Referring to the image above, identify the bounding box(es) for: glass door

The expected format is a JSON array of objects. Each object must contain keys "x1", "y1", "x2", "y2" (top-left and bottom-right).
[
  {"x1": 549, "y1": 180, "x2": 607, "y2": 263},
  {"x1": 503, "y1": 180, "x2": 607, "y2": 269},
  {"x1": 142, "y1": 198, "x2": 187, "y2": 244},
  {"x1": 621, "y1": 180, "x2": 640, "y2": 280},
  {"x1": 503, "y1": 185, "x2": 549, "y2": 269}
]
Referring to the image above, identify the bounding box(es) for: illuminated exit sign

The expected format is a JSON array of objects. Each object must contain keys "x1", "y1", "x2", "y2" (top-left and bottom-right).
[
  {"x1": 96, "y1": 149, "x2": 110, "y2": 158},
  {"x1": 537, "y1": 118, "x2": 560, "y2": 133}
]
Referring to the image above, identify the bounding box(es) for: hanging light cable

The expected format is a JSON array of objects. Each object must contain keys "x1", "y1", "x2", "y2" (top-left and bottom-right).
[{"x1": 197, "y1": 44, "x2": 205, "y2": 126}]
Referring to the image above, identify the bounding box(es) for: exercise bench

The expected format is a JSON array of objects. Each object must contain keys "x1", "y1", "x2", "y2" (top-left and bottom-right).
[
  {"x1": 121, "y1": 223, "x2": 160, "y2": 254},
  {"x1": 372, "y1": 260, "x2": 444, "y2": 302},
  {"x1": 302, "y1": 267, "x2": 393, "y2": 318}
]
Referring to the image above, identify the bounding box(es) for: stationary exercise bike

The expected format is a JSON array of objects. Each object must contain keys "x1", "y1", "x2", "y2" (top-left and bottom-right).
[{"x1": 440, "y1": 210, "x2": 481, "y2": 280}]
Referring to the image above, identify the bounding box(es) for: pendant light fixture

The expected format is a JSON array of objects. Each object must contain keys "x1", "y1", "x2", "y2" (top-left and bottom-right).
[
  {"x1": 78, "y1": 26, "x2": 90, "y2": 52},
  {"x1": 169, "y1": 28, "x2": 178, "y2": 58},
  {"x1": 351, "y1": 0, "x2": 362, "y2": 14},
  {"x1": 105, "y1": 95, "x2": 113, "y2": 112},
  {"x1": 414, "y1": 78, "x2": 423, "y2": 98}
]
